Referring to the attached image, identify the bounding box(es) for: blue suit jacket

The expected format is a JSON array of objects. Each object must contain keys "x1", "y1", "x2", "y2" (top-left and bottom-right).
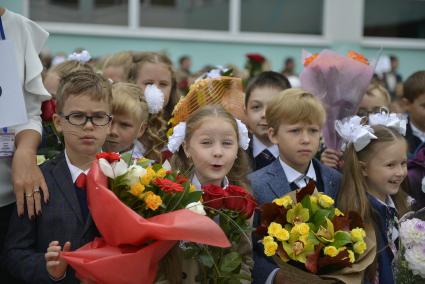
[
  {"x1": 2, "y1": 153, "x2": 98, "y2": 284},
  {"x1": 249, "y1": 158, "x2": 341, "y2": 284}
]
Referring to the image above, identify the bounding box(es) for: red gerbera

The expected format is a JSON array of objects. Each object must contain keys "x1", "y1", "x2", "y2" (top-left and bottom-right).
[
  {"x1": 96, "y1": 152, "x2": 121, "y2": 163},
  {"x1": 154, "y1": 178, "x2": 184, "y2": 193},
  {"x1": 176, "y1": 174, "x2": 189, "y2": 184}
]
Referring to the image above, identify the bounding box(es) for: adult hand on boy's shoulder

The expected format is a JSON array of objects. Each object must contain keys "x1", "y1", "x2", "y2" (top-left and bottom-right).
[
  {"x1": 320, "y1": 148, "x2": 342, "y2": 169},
  {"x1": 45, "y1": 241, "x2": 71, "y2": 281}
]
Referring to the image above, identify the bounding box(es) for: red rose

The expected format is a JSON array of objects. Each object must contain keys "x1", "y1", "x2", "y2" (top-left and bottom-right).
[
  {"x1": 176, "y1": 174, "x2": 189, "y2": 184},
  {"x1": 96, "y1": 152, "x2": 121, "y2": 163},
  {"x1": 202, "y1": 184, "x2": 227, "y2": 210},
  {"x1": 154, "y1": 178, "x2": 184, "y2": 193},
  {"x1": 225, "y1": 185, "x2": 256, "y2": 218},
  {"x1": 41, "y1": 99, "x2": 56, "y2": 122},
  {"x1": 246, "y1": 53, "x2": 265, "y2": 63}
]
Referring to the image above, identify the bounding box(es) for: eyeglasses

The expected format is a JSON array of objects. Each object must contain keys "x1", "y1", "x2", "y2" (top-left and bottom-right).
[
  {"x1": 357, "y1": 106, "x2": 389, "y2": 117},
  {"x1": 61, "y1": 112, "x2": 112, "y2": 126}
]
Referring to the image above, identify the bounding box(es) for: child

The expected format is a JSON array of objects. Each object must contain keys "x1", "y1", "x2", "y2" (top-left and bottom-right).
[
  {"x1": 321, "y1": 83, "x2": 392, "y2": 169},
  {"x1": 103, "y1": 82, "x2": 149, "y2": 158},
  {"x1": 162, "y1": 105, "x2": 252, "y2": 283},
  {"x1": 102, "y1": 51, "x2": 133, "y2": 83},
  {"x1": 3, "y1": 70, "x2": 112, "y2": 283},
  {"x1": 244, "y1": 71, "x2": 291, "y2": 171},
  {"x1": 128, "y1": 52, "x2": 178, "y2": 162},
  {"x1": 402, "y1": 70, "x2": 425, "y2": 156},
  {"x1": 337, "y1": 124, "x2": 410, "y2": 284},
  {"x1": 249, "y1": 88, "x2": 341, "y2": 284}
]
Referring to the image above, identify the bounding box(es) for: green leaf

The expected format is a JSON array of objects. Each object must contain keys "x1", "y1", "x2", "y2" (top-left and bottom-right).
[
  {"x1": 219, "y1": 252, "x2": 242, "y2": 273},
  {"x1": 199, "y1": 253, "x2": 215, "y2": 268},
  {"x1": 301, "y1": 195, "x2": 312, "y2": 211},
  {"x1": 312, "y1": 208, "x2": 333, "y2": 226},
  {"x1": 331, "y1": 231, "x2": 352, "y2": 248}
]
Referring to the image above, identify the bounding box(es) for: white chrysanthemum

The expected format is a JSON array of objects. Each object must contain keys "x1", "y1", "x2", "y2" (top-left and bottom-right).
[
  {"x1": 404, "y1": 245, "x2": 425, "y2": 278},
  {"x1": 144, "y1": 84, "x2": 164, "y2": 114},
  {"x1": 235, "y1": 119, "x2": 250, "y2": 150},
  {"x1": 126, "y1": 164, "x2": 147, "y2": 186},
  {"x1": 167, "y1": 122, "x2": 186, "y2": 153},
  {"x1": 400, "y1": 218, "x2": 425, "y2": 247}
]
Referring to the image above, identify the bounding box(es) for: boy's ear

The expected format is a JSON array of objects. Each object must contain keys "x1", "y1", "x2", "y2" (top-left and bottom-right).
[
  {"x1": 359, "y1": 161, "x2": 368, "y2": 177},
  {"x1": 268, "y1": 127, "x2": 278, "y2": 144},
  {"x1": 401, "y1": 97, "x2": 411, "y2": 112},
  {"x1": 52, "y1": 113, "x2": 63, "y2": 133}
]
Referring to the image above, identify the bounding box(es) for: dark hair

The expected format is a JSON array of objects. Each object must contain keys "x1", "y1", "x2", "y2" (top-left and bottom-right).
[
  {"x1": 403, "y1": 70, "x2": 425, "y2": 102},
  {"x1": 244, "y1": 71, "x2": 291, "y2": 106},
  {"x1": 179, "y1": 55, "x2": 190, "y2": 65}
]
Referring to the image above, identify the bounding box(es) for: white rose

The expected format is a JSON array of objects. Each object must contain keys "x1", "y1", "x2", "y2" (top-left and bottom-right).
[
  {"x1": 99, "y1": 158, "x2": 128, "y2": 179},
  {"x1": 127, "y1": 164, "x2": 147, "y2": 186},
  {"x1": 404, "y1": 245, "x2": 425, "y2": 278},
  {"x1": 185, "y1": 201, "x2": 206, "y2": 216}
]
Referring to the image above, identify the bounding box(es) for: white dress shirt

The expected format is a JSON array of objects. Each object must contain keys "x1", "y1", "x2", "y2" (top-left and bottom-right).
[{"x1": 252, "y1": 135, "x2": 279, "y2": 158}]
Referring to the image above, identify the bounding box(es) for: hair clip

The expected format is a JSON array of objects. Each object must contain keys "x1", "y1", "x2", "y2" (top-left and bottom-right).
[
  {"x1": 368, "y1": 112, "x2": 407, "y2": 136},
  {"x1": 68, "y1": 50, "x2": 91, "y2": 63},
  {"x1": 335, "y1": 116, "x2": 377, "y2": 152},
  {"x1": 144, "y1": 84, "x2": 164, "y2": 114}
]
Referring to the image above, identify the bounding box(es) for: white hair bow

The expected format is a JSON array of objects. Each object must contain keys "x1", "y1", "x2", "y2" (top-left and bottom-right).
[
  {"x1": 368, "y1": 112, "x2": 407, "y2": 136},
  {"x1": 68, "y1": 50, "x2": 91, "y2": 63},
  {"x1": 144, "y1": 84, "x2": 165, "y2": 114},
  {"x1": 335, "y1": 116, "x2": 377, "y2": 152},
  {"x1": 167, "y1": 120, "x2": 251, "y2": 153}
]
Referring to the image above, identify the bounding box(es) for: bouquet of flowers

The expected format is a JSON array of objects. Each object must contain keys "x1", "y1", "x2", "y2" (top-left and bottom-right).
[
  {"x1": 394, "y1": 208, "x2": 425, "y2": 283},
  {"x1": 300, "y1": 50, "x2": 374, "y2": 151},
  {"x1": 62, "y1": 152, "x2": 230, "y2": 284},
  {"x1": 181, "y1": 183, "x2": 256, "y2": 283},
  {"x1": 256, "y1": 182, "x2": 375, "y2": 283}
]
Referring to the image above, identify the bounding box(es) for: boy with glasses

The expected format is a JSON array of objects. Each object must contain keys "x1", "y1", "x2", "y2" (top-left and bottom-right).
[{"x1": 3, "y1": 70, "x2": 112, "y2": 283}]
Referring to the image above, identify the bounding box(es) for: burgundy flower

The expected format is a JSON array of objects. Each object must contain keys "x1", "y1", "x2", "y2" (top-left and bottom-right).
[
  {"x1": 41, "y1": 99, "x2": 56, "y2": 122},
  {"x1": 246, "y1": 53, "x2": 265, "y2": 63}
]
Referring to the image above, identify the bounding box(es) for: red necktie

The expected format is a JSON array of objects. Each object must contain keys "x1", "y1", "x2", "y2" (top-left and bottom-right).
[{"x1": 75, "y1": 173, "x2": 87, "y2": 189}]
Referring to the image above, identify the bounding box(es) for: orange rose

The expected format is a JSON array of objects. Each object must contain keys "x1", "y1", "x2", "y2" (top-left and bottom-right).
[
  {"x1": 304, "y1": 53, "x2": 318, "y2": 67},
  {"x1": 347, "y1": 51, "x2": 369, "y2": 65}
]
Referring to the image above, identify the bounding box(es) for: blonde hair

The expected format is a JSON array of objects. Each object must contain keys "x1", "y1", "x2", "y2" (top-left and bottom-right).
[
  {"x1": 365, "y1": 83, "x2": 391, "y2": 107},
  {"x1": 338, "y1": 125, "x2": 409, "y2": 221},
  {"x1": 128, "y1": 52, "x2": 179, "y2": 120},
  {"x1": 49, "y1": 60, "x2": 94, "y2": 79},
  {"x1": 56, "y1": 70, "x2": 112, "y2": 113},
  {"x1": 102, "y1": 51, "x2": 133, "y2": 81},
  {"x1": 171, "y1": 105, "x2": 250, "y2": 190},
  {"x1": 111, "y1": 82, "x2": 148, "y2": 126},
  {"x1": 266, "y1": 88, "x2": 326, "y2": 131}
]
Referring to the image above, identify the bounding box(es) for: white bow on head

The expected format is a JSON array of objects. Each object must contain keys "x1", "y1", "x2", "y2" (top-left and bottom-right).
[
  {"x1": 368, "y1": 112, "x2": 407, "y2": 136},
  {"x1": 335, "y1": 116, "x2": 377, "y2": 152},
  {"x1": 68, "y1": 50, "x2": 91, "y2": 63},
  {"x1": 144, "y1": 84, "x2": 165, "y2": 114}
]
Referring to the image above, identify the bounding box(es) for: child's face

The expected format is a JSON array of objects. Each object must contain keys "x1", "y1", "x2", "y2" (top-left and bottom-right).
[
  {"x1": 44, "y1": 71, "x2": 60, "y2": 98},
  {"x1": 103, "y1": 66, "x2": 125, "y2": 83},
  {"x1": 104, "y1": 113, "x2": 145, "y2": 153},
  {"x1": 245, "y1": 87, "x2": 281, "y2": 143},
  {"x1": 357, "y1": 91, "x2": 389, "y2": 117},
  {"x1": 136, "y1": 62, "x2": 172, "y2": 107},
  {"x1": 405, "y1": 93, "x2": 425, "y2": 131},
  {"x1": 362, "y1": 139, "x2": 407, "y2": 202},
  {"x1": 53, "y1": 94, "x2": 111, "y2": 159},
  {"x1": 184, "y1": 117, "x2": 238, "y2": 186},
  {"x1": 269, "y1": 121, "x2": 321, "y2": 173}
]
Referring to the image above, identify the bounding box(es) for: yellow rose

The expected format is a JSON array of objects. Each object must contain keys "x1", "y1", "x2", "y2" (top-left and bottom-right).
[
  {"x1": 144, "y1": 191, "x2": 162, "y2": 210},
  {"x1": 310, "y1": 195, "x2": 318, "y2": 204},
  {"x1": 262, "y1": 236, "x2": 275, "y2": 244},
  {"x1": 268, "y1": 222, "x2": 283, "y2": 237},
  {"x1": 130, "y1": 183, "x2": 145, "y2": 197},
  {"x1": 263, "y1": 239, "x2": 278, "y2": 256},
  {"x1": 275, "y1": 228, "x2": 290, "y2": 241},
  {"x1": 353, "y1": 240, "x2": 367, "y2": 254},
  {"x1": 273, "y1": 196, "x2": 293, "y2": 208},
  {"x1": 291, "y1": 223, "x2": 310, "y2": 236},
  {"x1": 347, "y1": 249, "x2": 355, "y2": 263},
  {"x1": 324, "y1": 246, "x2": 338, "y2": 257},
  {"x1": 140, "y1": 167, "x2": 155, "y2": 185},
  {"x1": 334, "y1": 208, "x2": 344, "y2": 216},
  {"x1": 156, "y1": 168, "x2": 167, "y2": 178},
  {"x1": 318, "y1": 194, "x2": 334, "y2": 208},
  {"x1": 350, "y1": 228, "x2": 366, "y2": 242}
]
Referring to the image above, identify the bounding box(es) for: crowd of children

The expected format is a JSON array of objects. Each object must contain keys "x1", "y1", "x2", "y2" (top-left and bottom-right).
[{"x1": 1, "y1": 6, "x2": 425, "y2": 284}]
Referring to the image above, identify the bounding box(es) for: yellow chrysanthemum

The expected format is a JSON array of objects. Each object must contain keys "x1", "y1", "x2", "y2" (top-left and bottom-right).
[
  {"x1": 334, "y1": 208, "x2": 344, "y2": 216},
  {"x1": 130, "y1": 183, "x2": 145, "y2": 197},
  {"x1": 291, "y1": 223, "x2": 310, "y2": 236},
  {"x1": 140, "y1": 167, "x2": 156, "y2": 185},
  {"x1": 324, "y1": 246, "x2": 339, "y2": 257},
  {"x1": 353, "y1": 241, "x2": 367, "y2": 254},
  {"x1": 350, "y1": 228, "x2": 366, "y2": 242},
  {"x1": 156, "y1": 168, "x2": 167, "y2": 178},
  {"x1": 268, "y1": 222, "x2": 283, "y2": 237},
  {"x1": 273, "y1": 196, "x2": 293, "y2": 208},
  {"x1": 318, "y1": 194, "x2": 334, "y2": 208},
  {"x1": 144, "y1": 191, "x2": 162, "y2": 210},
  {"x1": 263, "y1": 239, "x2": 278, "y2": 256},
  {"x1": 347, "y1": 249, "x2": 355, "y2": 263}
]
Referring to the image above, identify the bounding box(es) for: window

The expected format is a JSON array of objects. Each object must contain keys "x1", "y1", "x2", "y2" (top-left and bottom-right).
[
  {"x1": 364, "y1": 0, "x2": 425, "y2": 39},
  {"x1": 30, "y1": 0, "x2": 129, "y2": 26},
  {"x1": 240, "y1": 0, "x2": 324, "y2": 35},
  {"x1": 139, "y1": 0, "x2": 229, "y2": 31}
]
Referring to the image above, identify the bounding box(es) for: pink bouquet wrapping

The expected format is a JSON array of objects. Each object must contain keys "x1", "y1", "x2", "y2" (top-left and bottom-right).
[{"x1": 300, "y1": 50, "x2": 374, "y2": 150}]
